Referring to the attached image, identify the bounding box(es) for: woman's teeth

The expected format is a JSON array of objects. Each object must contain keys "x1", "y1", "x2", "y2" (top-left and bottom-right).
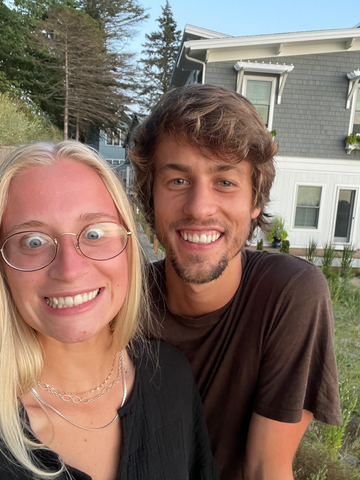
[
  {"x1": 45, "y1": 289, "x2": 100, "y2": 309},
  {"x1": 180, "y1": 232, "x2": 221, "y2": 244}
]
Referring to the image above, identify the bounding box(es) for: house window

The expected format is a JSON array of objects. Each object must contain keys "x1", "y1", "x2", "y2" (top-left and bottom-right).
[
  {"x1": 242, "y1": 76, "x2": 276, "y2": 130},
  {"x1": 106, "y1": 130, "x2": 121, "y2": 146},
  {"x1": 294, "y1": 186, "x2": 322, "y2": 228},
  {"x1": 353, "y1": 86, "x2": 360, "y2": 133}
]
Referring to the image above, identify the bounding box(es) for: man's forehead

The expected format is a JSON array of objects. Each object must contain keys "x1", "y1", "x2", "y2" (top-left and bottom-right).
[{"x1": 154, "y1": 136, "x2": 248, "y2": 174}]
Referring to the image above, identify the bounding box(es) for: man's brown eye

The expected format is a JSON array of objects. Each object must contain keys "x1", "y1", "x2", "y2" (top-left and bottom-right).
[{"x1": 219, "y1": 180, "x2": 233, "y2": 187}]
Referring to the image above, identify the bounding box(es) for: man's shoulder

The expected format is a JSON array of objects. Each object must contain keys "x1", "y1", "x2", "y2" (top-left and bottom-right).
[{"x1": 243, "y1": 249, "x2": 323, "y2": 284}]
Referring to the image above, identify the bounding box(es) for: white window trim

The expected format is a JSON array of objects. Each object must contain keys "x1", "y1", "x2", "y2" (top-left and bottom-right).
[
  {"x1": 330, "y1": 185, "x2": 359, "y2": 245},
  {"x1": 348, "y1": 84, "x2": 360, "y2": 134},
  {"x1": 235, "y1": 61, "x2": 294, "y2": 104},
  {"x1": 241, "y1": 75, "x2": 276, "y2": 131},
  {"x1": 291, "y1": 183, "x2": 325, "y2": 231},
  {"x1": 105, "y1": 129, "x2": 122, "y2": 147},
  {"x1": 346, "y1": 70, "x2": 360, "y2": 110}
]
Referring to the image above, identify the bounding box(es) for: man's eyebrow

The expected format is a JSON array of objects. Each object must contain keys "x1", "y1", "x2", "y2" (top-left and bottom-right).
[
  {"x1": 157, "y1": 163, "x2": 191, "y2": 174},
  {"x1": 207, "y1": 164, "x2": 247, "y2": 175}
]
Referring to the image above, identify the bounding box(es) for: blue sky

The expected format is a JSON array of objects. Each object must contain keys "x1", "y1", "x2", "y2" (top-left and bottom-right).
[{"x1": 131, "y1": 0, "x2": 360, "y2": 58}]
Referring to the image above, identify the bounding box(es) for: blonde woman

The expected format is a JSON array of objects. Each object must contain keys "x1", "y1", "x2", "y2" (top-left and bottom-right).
[{"x1": 0, "y1": 142, "x2": 218, "y2": 480}]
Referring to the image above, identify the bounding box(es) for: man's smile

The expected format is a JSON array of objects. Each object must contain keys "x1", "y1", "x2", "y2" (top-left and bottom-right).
[{"x1": 179, "y1": 230, "x2": 222, "y2": 244}]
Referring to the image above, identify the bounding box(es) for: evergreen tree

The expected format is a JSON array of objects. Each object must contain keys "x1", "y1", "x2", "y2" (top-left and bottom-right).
[
  {"x1": 2, "y1": 0, "x2": 148, "y2": 133},
  {"x1": 138, "y1": 0, "x2": 181, "y2": 112},
  {"x1": 0, "y1": 2, "x2": 63, "y2": 125},
  {"x1": 32, "y1": 5, "x2": 131, "y2": 140}
]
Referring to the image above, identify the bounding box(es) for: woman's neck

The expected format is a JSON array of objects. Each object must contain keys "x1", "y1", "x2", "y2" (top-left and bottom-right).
[{"x1": 38, "y1": 328, "x2": 119, "y2": 394}]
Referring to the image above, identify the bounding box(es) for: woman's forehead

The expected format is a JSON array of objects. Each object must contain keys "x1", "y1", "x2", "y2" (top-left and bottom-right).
[{"x1": 3, "y1": 159, "x2": 121, "y2": 232}]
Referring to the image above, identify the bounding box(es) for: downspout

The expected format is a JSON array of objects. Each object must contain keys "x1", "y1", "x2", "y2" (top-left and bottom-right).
[{"x1": 184, "y1": 51, "x2": 207, "y2": 84}]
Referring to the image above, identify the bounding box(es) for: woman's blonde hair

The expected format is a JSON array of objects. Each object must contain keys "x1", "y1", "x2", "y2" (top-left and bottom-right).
[{"x1": 0, "y1": 141, "x2": 151, "y2": 478}]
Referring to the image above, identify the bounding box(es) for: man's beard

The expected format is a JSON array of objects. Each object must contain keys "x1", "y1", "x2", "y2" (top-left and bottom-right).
[
  {"x1": 156, "y1": 218, "x2": 249, "y2": 285},
  {"x1": 170, "y1": 251, "x2": 230, "y2": 285}
]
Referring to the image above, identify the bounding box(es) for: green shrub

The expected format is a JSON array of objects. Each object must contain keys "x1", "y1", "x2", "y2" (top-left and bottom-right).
[
  {"x1": 305, "y1": 239, "x2": 318, "y2": 264},
  {"x1": 341, "y1": 244, "x2": 356, "y2": 280},
  {"x1": 256, "y1": 239, "x2": 263, "y2": 251},
  {"x1": 0, "y1": 93, "x2": 61, "y2": 145},
  {"x1": 280, "y1": 239, "x2": 290, "y2": 253},
  {"x1": 322, "y1": 243, "x2": 336, "y2": 273},
  {"x1": 266, "y1": 215, "x2": 288, "y2": 243}
]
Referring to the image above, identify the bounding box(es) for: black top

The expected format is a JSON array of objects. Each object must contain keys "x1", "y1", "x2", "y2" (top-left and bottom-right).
[
  {"x1": 148, "y1": 250, "x2": 342, "y2": 479},
  {"x1": 0, "y1": 341, "x2": 219, "y2": 480}
]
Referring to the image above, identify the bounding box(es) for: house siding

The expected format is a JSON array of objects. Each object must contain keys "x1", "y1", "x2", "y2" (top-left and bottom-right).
[{"x1": 205, "y1": 51, "x2": 360, "y2": 160}]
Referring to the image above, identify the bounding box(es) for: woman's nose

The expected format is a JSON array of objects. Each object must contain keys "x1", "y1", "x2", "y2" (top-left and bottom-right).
[{"x1": 48, "y1": 235, "x2": 90, "y2": 281}]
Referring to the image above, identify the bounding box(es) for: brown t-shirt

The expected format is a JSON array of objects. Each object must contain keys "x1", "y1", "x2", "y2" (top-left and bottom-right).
[{"x1": 148, "y1": 250, "x2": 342, "y2": 480}]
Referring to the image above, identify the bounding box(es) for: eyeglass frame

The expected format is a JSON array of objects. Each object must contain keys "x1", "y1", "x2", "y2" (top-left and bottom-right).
[{"x1": 0, "y1": 222, "x2": 132, "y2": 272}]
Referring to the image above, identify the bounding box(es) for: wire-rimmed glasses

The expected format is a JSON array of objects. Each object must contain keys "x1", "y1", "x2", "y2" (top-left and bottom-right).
[{"x1": 0, "y1": 222, "x2": 132, "y2": 272}]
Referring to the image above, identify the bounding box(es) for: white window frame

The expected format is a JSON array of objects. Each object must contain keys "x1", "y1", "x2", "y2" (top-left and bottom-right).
[
  {"x1": 348, "y1": 85, "x2": 360, "y2": 135},
  {"x1": 331, "y1": 185, "x2": 359, "y2": 245},
  {"x1": 292, "y1": 184, "x2": 324, "y2": 231},
  {"x1": 241, "y1": 75, "x2": 276, "y2": 131},
  {"x1": 106, "y1": 130, "x2": 122, "y2": 146}
]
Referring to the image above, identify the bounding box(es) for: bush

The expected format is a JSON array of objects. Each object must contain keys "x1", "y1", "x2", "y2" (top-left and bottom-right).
[
  {"x1": 305, "y1": 239, "x2": 318, "y2": 264},
  {"x1": 341, "y1": 244, "x2": 356, "y2": 280},
  {"x1": 280, "y1": 239, "x2": 290, "y2": 253},
  {"x1": 0, "y1": 93, "x2": 61, "y2": 145},
  {"x1": 256, "y1": 239, "x2": 263, "y2": 251},
  {"x1": 322, "y1": 243, "x2": 336, "y2": 274},
  {"x1": 266, "y1": 215, "x2": 288, "y2": 243}
]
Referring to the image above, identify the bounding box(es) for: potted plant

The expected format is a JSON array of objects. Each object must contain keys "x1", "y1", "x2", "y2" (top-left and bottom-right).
[
  {"x1": 345, "y1": 132, "x2": 360, "y2": 154},
  {"x1": 266, "y1": 216, "x2": 288, "y2": 248}
]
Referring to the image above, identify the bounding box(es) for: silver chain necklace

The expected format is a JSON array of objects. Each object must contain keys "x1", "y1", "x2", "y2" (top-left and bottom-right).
[
  {"x1": 31, "y1": 351, "x2": 127, "y2": 431},
  {"x1": 38, "y1": 350, "x2": 118, "y2": 399},
  {"x1": 37, "y1": 352, "x2": 122, "y2": 404}
]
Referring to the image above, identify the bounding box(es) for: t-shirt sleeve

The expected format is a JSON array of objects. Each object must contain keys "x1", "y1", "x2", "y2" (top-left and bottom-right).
[{"x1": 253, "y1": 264, "x2": 342, "y2": 425}]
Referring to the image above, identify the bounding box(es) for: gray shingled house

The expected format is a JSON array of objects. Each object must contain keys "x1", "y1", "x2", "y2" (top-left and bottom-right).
[{"x1": 171, "y1": 24, "x2": 360, "y2": 252}]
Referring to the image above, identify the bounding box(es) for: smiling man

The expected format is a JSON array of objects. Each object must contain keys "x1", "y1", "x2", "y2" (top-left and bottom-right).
[{"x1": 130, "y1": 84, "x2": 342, "y2": 480}]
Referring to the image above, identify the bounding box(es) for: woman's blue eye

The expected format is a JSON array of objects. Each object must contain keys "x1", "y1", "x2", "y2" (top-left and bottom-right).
[
  {"x1": 86, "y1": 229, "x2": 104, "y2": 240},
  {"x1": 24, "y1": 236, "x2": 46, "y2": 248}
]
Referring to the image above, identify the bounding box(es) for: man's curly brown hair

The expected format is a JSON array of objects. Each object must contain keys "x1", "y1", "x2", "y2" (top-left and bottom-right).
[{"x1": 130, "y1": 84, "x2": 278, "y2": 242}]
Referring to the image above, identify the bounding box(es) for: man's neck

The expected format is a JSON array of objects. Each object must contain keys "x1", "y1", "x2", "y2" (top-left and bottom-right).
[{"x1": 165, "y1": 253, "x2": 242, "y2": 318}]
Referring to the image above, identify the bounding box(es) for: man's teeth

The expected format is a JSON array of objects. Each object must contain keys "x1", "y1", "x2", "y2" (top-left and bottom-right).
[
  {"x1": 45, "y1": 289, "x2": 100, "y2": 309},
  {"x1": 180, "y1": 232, "x2": 221, "y2": 244}
]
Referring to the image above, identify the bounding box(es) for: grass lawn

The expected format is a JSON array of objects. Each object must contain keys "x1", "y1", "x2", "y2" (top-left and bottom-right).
[{"x1": 294, "y1": 276, "x2": 360, "y2": 480}]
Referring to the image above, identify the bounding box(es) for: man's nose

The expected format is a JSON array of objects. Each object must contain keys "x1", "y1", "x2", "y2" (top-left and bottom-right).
[{"x1": 182, "y1": 182, "x2": 218, "y2": 219}]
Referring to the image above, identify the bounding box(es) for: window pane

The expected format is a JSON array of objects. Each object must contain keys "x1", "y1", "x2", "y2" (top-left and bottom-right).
[
  {"x1": 254, "y1": 105, "x2": 269, "y2": 125},
  {"x1": 295, "y1": 207, "x2": 319, "y2": 228},
  {"x1": 113, "y1": 131, "x2": 120, "y2": 146},
  {"x1": 334, "y1": 190, "x2": 355, "y2": 238},
  {"x1": 297, "y1": 186, "x2": 321, "y2": 207},
  {"x1": 354, "y1": 88, "x2": 360, "y2": 132},
  {"x1": 106, "y1": 131, "x2": 112, "y2": 145},
  {"x1": 246, "y1": 80, "x2": 271, "y2": 104},
  {"x1": 246, "y1": 80, "x2": 272, "y2": 126},
  {"x1": 356, "y1": 88, "x2": 360, "y2": 111}
]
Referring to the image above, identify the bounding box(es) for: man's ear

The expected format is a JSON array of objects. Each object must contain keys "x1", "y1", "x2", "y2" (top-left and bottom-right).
[{"x1": 251, "y1": 207, "x2": 261, "y2": 220}]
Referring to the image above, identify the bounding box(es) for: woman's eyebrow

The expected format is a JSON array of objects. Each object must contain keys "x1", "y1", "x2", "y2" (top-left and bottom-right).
[
  {"x1": 6, "y1": 221, "x2": 46, "y2": 235},
  {"x1": 78, "y1": 212, "x2": 120, "y2": 223},
  {"x1": 6, "y1": 214, "x2": 120, "y2": 236}
]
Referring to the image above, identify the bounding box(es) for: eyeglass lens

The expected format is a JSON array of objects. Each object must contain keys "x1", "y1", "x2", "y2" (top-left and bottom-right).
[{"x1": 2, "y1": 223, "x2": 128, "y2": 271}]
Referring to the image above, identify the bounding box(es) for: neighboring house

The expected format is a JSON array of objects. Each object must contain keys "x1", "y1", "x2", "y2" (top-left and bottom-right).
[
  {"x1": 98, "y1": 129, "x2": 126, "y2": 166},
  {"x1": 171, "y1": 24, "x2": 360, "y2": 252}
]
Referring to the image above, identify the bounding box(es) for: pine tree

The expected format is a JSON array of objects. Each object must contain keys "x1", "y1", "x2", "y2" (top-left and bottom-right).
[{"x1": 138, "y1": 0, "x2": 181, "y2": 112}]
